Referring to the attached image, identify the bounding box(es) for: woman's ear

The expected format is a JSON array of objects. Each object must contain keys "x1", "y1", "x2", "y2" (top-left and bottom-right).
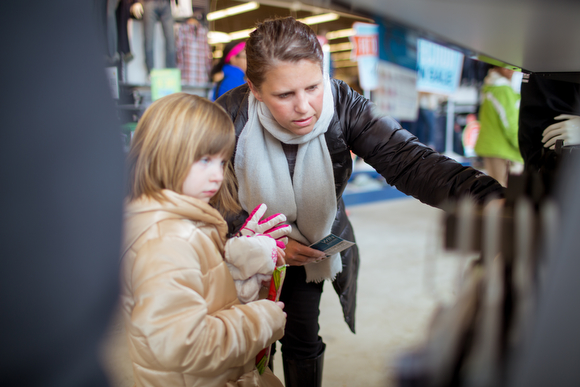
[{"x1": 247, "y1": 80, "x2": 263, "y2": 102}]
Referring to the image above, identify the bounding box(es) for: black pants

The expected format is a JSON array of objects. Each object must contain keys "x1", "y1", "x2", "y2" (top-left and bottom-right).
[{"x1": 278, "y1": 265, "x2": 326, "y2": 360}]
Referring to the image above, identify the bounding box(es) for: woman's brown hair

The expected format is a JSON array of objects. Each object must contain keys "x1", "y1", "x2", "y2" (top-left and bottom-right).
[
  {"x1": 245, "y1": 16, "x2": 324, "y2": 90},
  {"x1": 127, "y1": 93, "x2": 240, "y2": 215}
]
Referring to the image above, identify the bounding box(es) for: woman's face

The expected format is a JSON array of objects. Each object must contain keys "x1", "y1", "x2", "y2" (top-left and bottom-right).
[{"x1": 249, "y1": 59, "x2": 324, "y2": 136}]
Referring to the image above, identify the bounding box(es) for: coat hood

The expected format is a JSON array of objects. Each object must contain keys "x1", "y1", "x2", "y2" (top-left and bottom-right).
[
  {"x1": 483, "y1": 70, "x2": 512, "y2": 87},
  {"x1": 122, "y1": 189, "x2": 228, "y2": 258}
]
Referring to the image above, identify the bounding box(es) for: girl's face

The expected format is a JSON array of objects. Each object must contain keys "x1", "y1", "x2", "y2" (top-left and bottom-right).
[
  {"x1": 182, "y1": 154, "x2": 226, "y2": 203},
  {"x1": 249, "y1": 59, "x2": 324, "y2": 136}
]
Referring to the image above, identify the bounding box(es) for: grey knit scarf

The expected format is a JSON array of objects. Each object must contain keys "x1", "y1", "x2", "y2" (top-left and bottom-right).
[{"x1": 235, "y1": 76, "x2": 341, "y2": 283}]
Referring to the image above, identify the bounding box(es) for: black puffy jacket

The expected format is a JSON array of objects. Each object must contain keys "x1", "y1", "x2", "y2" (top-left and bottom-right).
[{"x1": 216, "y1": 79, "x2": 504, "y2": 333}]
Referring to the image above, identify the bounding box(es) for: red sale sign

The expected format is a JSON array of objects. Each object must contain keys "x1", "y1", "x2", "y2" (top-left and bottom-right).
[{"x1": 352, "y1": 35, "x2": 378, "y2": 58}]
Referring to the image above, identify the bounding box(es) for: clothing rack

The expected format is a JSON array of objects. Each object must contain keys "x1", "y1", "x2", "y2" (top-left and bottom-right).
[{"x1": 393, "y1": 162, "x2": 574, "y2": 386}]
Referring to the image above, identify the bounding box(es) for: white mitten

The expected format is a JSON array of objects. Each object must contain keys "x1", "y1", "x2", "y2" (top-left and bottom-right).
[
  {"x1": 542, "y1": 114, "x2": 580, "y2": 149},
  {"x1": 234, "y1": 274, "x2": 271, "y2": 304},
  {"x1": 130, "y1": 2, "x2": 144, "y2": 19},
  {"x1": 224, "y1": 235, "x2": 279, "y2": 302},
  {"x1": 225, "y1": 235, "x2": 278, "y2": 279},
  {"x1": 239, "y1": 203, "x2": 292, "y2": 245}
]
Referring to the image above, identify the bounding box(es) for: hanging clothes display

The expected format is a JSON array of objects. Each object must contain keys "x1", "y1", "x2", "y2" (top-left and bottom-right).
[
  {"x1": 394, "y1": 177, "x2": 564, "y2": 387},
  {"x1": 175, "y1": 19, "x2": 211, "y2": 85},
  {"x1": 116, "y1": 0, "x2": 135, "y2": 62}
]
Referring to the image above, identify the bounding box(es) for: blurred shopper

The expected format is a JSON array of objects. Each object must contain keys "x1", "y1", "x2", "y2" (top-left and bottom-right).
[
  {"x1": 474, "y1": 66, "x2": 524, "y2": 186},
  {"x1": 210, "y1": 40, "x2": 247, "y2": 101}
]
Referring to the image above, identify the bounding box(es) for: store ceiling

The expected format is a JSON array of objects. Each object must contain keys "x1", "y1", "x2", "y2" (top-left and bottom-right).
[
  {"x1": 206, "y1": 0, "x2": 372, "y2": 83},
  {"x1": 208, "y1": 0, "x2": 370, "y2": 43},
  {"x1": 210, "y1": 0, "x2": 580, "y2": 76},
  {"x1": 332, "y1": 0, "x2": 580, "y2": 74}
]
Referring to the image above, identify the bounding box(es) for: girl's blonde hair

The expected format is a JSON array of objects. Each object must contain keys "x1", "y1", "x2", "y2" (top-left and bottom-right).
[{"x1": 127, "y1": 93, "x2": 240, "y2": 215}]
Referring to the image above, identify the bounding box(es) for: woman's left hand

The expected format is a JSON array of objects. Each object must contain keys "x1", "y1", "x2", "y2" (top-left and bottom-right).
[{"x1": 283, "y1": 238, "x2": 326, "y2": 266}]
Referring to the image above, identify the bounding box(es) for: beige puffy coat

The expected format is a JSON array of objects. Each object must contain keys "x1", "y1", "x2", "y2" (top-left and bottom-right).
[{"x1": 120, "y1": 190, "x2": 285, "y2": 387}]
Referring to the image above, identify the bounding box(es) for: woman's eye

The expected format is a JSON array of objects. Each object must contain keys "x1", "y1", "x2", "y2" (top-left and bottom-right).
[
  {"x1": 278, "y1": 93, "x2": 289, "y2": 99},
  {"x1": 308, "y1": 85, "x2": 318, "y2": 91}
]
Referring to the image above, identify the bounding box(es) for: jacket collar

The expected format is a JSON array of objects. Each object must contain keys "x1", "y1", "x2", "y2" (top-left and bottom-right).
[{"x1": 122, "y1": 190, "x2": 228, "y2": 258}]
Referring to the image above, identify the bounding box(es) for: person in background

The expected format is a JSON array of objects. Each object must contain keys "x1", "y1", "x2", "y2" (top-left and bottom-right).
[
  {"x1": 216, "y1": 16, "x2": 505, "y2": 387},
  {"x1": 474, "y1": 66, "x2": 524, "y2": 187},
  {"x1": 122, "y1": 92, "x2": 286, "y2": 386},
  {"x1": 210, "y1": 40, "x2": 247, "y2": 101}
]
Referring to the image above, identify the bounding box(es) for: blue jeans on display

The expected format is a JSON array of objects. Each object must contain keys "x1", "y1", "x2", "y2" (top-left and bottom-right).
[{"x1": 142, "y1": 0, "x2": 176, "y2": 73}]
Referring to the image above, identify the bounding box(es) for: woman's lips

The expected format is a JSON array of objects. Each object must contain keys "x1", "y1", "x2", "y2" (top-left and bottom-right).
[{"x1": 292, "y1": 116, "x2": 313, "y2": 127}]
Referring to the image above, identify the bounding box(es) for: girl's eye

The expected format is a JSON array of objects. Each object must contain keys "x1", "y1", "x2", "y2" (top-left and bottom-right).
[
  {"x1": 199, "y1": 157, "x2": 210, "y2": 164},
  {"x1": 278, "y1": 93, "x2": 289, "y2": 99}
]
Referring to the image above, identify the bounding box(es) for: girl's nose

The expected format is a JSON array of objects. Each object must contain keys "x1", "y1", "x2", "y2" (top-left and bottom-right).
[{"x1": 210, "y1": 166, "x2": 224, "y2": 182}]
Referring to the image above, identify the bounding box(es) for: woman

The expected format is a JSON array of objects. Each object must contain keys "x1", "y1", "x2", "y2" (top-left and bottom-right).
[
  {"x1": 216, "y1": 17, "x2": 504, "y2": 387},
  {"x1": 211, "y1": 40, "x2": 247, "y2": 101}
]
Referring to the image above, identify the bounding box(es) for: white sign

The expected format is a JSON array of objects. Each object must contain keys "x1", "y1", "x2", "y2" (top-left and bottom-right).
[
  {"x1": 417, "y1": 39, "x2": 464, "y2": 95},
  {"x1": 375, "y1": 60, "x2": 418, "y2": 121}
]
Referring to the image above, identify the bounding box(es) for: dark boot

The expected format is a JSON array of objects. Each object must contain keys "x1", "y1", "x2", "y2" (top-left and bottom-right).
[{"x1": 282, "y1": 344, "x2": 325, "y2": 387}]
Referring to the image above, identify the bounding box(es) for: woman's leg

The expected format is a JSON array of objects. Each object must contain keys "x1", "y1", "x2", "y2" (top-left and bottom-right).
[{"x1": 279, "y1": 266, "x2": 325, "y2": 386}]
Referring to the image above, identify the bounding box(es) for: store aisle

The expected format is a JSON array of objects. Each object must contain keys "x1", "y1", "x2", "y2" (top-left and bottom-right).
[{"x1": 100, "y1": 197, "x2": 462, "y2": 387}]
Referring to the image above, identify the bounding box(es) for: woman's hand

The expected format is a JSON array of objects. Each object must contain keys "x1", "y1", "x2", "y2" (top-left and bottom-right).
[{"x1": 284, "y1": 238, "x2": 327, "y2": 266}]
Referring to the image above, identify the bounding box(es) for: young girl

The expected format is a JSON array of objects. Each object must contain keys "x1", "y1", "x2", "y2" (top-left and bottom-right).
[{"x1": 121, "y1": 92, "x2": 286, "y2": 387}]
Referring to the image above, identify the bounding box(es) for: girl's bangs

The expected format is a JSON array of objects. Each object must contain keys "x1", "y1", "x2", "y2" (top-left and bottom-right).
[{"x1": 195, "y1": 117, "x2": 236, "y2": 159}]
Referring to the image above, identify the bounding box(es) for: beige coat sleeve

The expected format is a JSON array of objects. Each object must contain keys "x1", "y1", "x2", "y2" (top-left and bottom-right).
[{"x1": 128, "y1": 233, "x2": 285, "y2": 376}]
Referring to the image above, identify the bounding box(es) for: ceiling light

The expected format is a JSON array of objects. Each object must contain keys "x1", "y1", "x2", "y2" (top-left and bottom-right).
[
  {"x1": 326, "y1": 28, "x2": 354, "y2": 40},
  {"x1": 298, "y1": 13, "x2": 339, "y2": 26},
  {"x1": 228, "y1": 28, "x2": 256, "y2": 41},
  {"x1": 207, "y1": 31, "x2": 231, "y2": 44},
  {"x1": 329, "y1": 42, "x2": 353, "y2": 52},
  {"x1": 207, "y1": 1, "x2": 260, "y2": 21}
]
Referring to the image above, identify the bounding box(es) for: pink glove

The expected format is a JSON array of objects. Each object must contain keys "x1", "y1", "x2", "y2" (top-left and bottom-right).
[{"x1": 239, "y1": 204, "x2": 292, "y2": 246}]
